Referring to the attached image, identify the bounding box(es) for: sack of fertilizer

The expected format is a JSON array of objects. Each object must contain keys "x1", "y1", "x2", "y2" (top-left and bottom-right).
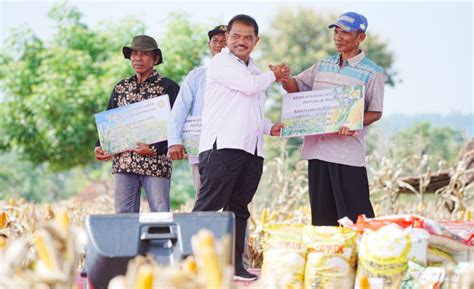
[
  {"x1": 354, "y1": 223, "x2": 430, "y2": 289},
  {"x1": 302, "y1": 226, "x2": 358, "y2": 289},
  {"x1": 353, "y1": 215, "x2": 472, "y2": 256},
  {"x1": 427, "y1": 246, "x2": 456, "y2": 265},
  {"x1": 260, "y1": 224, "x2": 307, "y2": 289},
  {"x1": 401, "y1": 261, "x2": 446, "y2": 289}
]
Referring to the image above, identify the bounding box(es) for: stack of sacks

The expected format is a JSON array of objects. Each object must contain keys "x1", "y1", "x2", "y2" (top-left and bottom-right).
[
  {"x1": 401, "y1": 261, "x2": 473, "y2": 289},
  {"x1": 354, "y1": 223, "x2": 429, "y2": 289},
  {"x1": 302, "y1": 226, "x2": 358, "y2": 289},
  {"x1": 260, "y1": 224, "x2": 307, "y2": 289},
  {"x1": 437, "y1": 220, "x2": 474, "y2": 262},
  {"x1": 260, "y1": 224, "x2": 359, "y2": 289},
  {"x1": 258, "y1": 215, "x2": 473, "y2": 289},
  {"x1": 352, "y1": 215, "x2": 473, "y2": 265}
]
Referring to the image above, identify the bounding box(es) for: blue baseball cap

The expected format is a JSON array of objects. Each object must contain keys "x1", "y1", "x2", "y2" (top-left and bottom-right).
[{"x1": 328, "y1": 12, "x2": 368, "y2": 33}]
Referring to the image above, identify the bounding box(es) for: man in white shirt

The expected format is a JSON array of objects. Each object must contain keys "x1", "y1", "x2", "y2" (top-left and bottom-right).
[
  {"x1": 192, "y1": 14, "x2": 286, "y2": 281},
  {"x1": 167, "y1": 25, "x2": 227, "y2": 193}
]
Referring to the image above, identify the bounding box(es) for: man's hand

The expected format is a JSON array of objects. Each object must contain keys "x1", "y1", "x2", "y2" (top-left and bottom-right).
[
  {"x1": 270, "y1": 123, "x2": 284, "y2": 136},
  {"x1": 168, "y1": 144, "x2": 186, "y2": 160},
  {"x1": 133, "y1": 143, "x2": 156, "y2": 156},
  {"x1": 337, "y1": 126, "x2": 359, "y2": 137},
  {"x1": 269, "y1": 63, "x2": 290, "y2": 83},
  {"x1": 94, "y1": 146, "x2": 113, "y2": 161},
  {"x1": 270, "y1": 63, "x2": 299, "y2": 93}
]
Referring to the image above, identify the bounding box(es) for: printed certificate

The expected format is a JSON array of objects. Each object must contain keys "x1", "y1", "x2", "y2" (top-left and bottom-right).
[
  {"x1": 181, "y1": 116, "x2": 201, "y2": 157},
  {"x1": 281, "y1": 86, "x2": 364, "y2": 137},
  {"x1": 95, "y1": 95, "x2": 170, "y2": 154}
]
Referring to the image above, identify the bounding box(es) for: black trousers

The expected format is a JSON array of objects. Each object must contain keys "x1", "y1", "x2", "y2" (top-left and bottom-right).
[
  {"x1": 308, "y1": 159, "x2": 374, "y2": 226},
  {"x1": 193, "y1": 147, "x2": 263, "y2": 271}
]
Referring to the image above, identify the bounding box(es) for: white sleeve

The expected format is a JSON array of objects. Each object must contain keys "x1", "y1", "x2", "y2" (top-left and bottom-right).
[{"x1": 207, "y1": 55, "x2": 276, "y2": 96}]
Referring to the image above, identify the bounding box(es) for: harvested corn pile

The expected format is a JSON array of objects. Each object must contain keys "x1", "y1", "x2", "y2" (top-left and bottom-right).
[
  {"x1": 0, "y1": 208, "x2": 87, "y2": 289},
  {"x1": 108, "y1": 229, "x2": 234, "y2": 289}
]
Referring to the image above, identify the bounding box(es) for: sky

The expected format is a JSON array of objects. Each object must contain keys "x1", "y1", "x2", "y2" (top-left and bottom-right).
[{"x1": 1, "y1": 0, "x2": 473, "y2": 117}]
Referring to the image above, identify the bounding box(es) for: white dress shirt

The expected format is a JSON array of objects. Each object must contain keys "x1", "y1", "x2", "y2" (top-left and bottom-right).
[{"x1": 199, "y1": 47, "x2": 275, "y2": 158}]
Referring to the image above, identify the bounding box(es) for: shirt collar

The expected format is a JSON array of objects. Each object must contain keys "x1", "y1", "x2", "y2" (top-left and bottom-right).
[
  {"x1": 222, "y1": 47, "x2": 256, "y2": 67},
  {"x1": 338, "y1": 50, "x2": 365, "y2": 67},
  {"x1": 130, "y1": 70, "x2": 159, "y2": 83}
]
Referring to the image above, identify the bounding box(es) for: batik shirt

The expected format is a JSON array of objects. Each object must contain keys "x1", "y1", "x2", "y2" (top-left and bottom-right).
[{"x1": 98, "y1": 70, "x2": 179, "y2": 178}]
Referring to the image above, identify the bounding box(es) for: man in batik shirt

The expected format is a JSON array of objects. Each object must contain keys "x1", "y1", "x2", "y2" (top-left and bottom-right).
[{"x1": 95, "y1": 35, "x2": 179, "y2": 213}]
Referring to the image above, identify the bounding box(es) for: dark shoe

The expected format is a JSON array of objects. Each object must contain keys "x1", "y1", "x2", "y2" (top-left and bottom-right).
[{"x1": 233, "y1": 268, "x2": 258, "y2": 281}]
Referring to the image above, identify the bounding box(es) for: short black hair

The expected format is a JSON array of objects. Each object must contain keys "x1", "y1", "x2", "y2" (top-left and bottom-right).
[{"x1": 228, "y1": 14, "x2": 259, "y2": 36}]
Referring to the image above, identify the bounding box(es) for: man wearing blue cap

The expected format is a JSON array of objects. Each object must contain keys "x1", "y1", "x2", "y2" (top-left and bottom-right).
[{"x1": 281, "y1": 12, "x2": 384, "y2": 226}]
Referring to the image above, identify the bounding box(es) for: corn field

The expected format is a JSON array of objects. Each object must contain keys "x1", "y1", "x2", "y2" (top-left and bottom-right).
[{"x1": 0, "y1": 142, "x2": 473, "y2": 288}]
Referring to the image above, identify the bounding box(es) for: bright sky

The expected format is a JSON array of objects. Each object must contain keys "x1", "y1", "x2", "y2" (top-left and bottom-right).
[{"x1": 1, "y1": 0, "x2": 473, "y2": 117}]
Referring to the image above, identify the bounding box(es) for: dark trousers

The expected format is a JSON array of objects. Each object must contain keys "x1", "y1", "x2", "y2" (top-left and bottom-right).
[
  {"x1": 308, "y1": 159, "x2": 374, "y2": 226},
  {"x1": 193, "y1": 147, "x2": 263, "y2": 271}
]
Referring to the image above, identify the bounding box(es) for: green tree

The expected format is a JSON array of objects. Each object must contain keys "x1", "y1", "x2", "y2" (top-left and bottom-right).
[
  {"x1": 0, "y1": 152, "x2": 85, "y2": 202},
  {"x1": 0, "y1": 3, "x2": 207, "y2": 171},
  {"x1": 391, "y1": 122, "x2": 464, "y2": 168},
  {"x1": 158, "y1": 12, "x2": 207, "y2": 83}
]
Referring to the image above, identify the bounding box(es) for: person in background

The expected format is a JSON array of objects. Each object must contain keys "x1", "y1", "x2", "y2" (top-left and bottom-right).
[{"x1": 167, "y1": 25, "x2": 227, "y2": 194}]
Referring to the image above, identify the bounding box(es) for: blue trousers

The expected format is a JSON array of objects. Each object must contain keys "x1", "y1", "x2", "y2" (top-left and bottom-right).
[{"x1": 114, "y1": 173, "x2": 170, "y2": 213}]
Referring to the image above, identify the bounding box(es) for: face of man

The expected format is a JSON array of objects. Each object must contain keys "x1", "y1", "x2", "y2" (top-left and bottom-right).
[
  {"x1": 226, "y1": 21, "x2": 259, "y2": 62},
  {"x1": 208, "y1": 33, "x2": 226, "y2": 56},
  {"x1": 130, "y1": 50, "x2": 158, "y2": 75},
  {"x1": 333, "y1": 27, "x2": 366, "y2": 54}
]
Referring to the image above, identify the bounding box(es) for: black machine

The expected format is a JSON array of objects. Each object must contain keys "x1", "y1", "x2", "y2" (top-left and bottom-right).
[{"x1": 83, "y1": 212, "x2": 235, "y2": 288}]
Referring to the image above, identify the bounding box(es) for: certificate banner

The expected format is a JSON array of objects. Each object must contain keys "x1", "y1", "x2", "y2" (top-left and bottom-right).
[
  {"x1": 181, "y1": 116, "x2": 201, "y2": 158},
  {"x1": 281, "y1": 86, "x2": 364, "y2": 137},
  {"x1": 95, "y1": 95, "x2": 170, "y2": 154}
]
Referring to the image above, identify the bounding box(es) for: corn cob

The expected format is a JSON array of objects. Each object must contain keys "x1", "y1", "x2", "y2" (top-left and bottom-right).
[
  {"x1": 0, "y1": 235, "x2": 7, "y2": 250},
  {"x1": 8, "y1": 198, "x2": 15, "y2": 207},
  {"x1": 359, "y1": 276, "x2": 371, "y2": 289},
  {"x1": 55, "y1": 208, "x2": 70, "y2": 235},
  {"x1": 182, "y1": 256, "x2": 198, "y2": 275},
  {"x1": 135, "y1": 264, "x2": 154, "y2": 289},
  {"x1": 193, "y1": 230, "x2": 222, "y2": 289},
  {"x1": 45, "y1": 204, "x2": 55, "y2": 220},
  {"x1": 260, "y1": 208, "x2": 268, "y2": 225},
  {"x1": 0, "y1": 212, "x2": 8, "y2": 229},
  {"x1": 18, "y1": 197, "x2": 26, "y2": 205},
  {"x1": 34, "y1": 229, "x2": 60, "y2": 272}
]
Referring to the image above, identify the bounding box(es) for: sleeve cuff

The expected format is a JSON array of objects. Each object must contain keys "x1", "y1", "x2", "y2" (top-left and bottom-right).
[
  {"x1": 266, "y1": 70, "x2": 276, "y2": 82},
  {"x1": 167, "y1": 138, "x2": 183, "y2": 147},
  {"x1": 263, "y1": 119, "x2": 273, "y2": 135}
]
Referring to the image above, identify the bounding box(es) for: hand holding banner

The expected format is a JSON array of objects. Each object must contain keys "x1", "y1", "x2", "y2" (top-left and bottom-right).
[
  {"x1": 95, "y1": 95, "x2": 170, "y2": 154},
  {"x1": 281, "y1": 86, "x2": 364, "y2": 137}
]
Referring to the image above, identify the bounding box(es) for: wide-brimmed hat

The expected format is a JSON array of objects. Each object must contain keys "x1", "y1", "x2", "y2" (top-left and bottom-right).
[
  {"x1": 122, "y1": 35, "x2": 163, "y2": 65},
  {"x1": 207, "y1": 25, "x2": 228, "y2": 40}
]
